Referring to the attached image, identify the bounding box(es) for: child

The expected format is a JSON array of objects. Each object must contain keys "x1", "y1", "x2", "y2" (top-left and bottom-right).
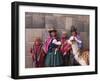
[
  {"x1": 68, "y1": 26, "x2": 83, "y2": 65},
  {"x1": 44, "y1": 28, "x2": 63, "y2": 67},
  {"x1": 30, "y1": 37, "x2": 45, "y2": 67},
  {"x1": 69, "y1": 26, "x2": 82, "y2": 49},
  {"x1": 60, "y1": 31, "x2": 71, "y2": 66}
]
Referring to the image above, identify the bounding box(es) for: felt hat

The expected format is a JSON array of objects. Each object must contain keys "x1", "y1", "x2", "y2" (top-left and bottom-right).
[
  {"x1": 47, "y1": 27, "x2": 57, "y2": 33},
  {"x1": 70, "y1": 25, "x2": 77, "y2": 33}
]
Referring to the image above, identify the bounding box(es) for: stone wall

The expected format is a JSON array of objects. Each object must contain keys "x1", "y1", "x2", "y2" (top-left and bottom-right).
[{"x1": 25, "y1": 12, "x2": 89, "y2": 68}]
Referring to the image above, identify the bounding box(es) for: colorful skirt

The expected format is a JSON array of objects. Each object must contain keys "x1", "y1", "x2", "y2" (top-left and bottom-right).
[{"x1": 45, "y1": 51, "x2": 63, "y2": 67}]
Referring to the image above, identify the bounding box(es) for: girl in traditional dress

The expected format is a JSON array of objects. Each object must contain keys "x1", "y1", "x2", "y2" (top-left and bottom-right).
[
  {"x1": 60, "y1": 31, "x2": 71, "y2": 66},
  {"x1": 69, "y1": 26, "x2": 82, "y2": 50},
  {"x1": 30, "y1": 37, "x2": 45, "y2": 67},
  {"x1": 44, "y1": 28, "x2": 63, "y2": 67},
  {"x1": 68, "y1": 26, "x2": 83, "y2": 65}
]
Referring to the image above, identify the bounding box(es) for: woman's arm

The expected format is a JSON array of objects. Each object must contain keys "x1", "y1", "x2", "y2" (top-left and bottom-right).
[
  {"x1": 75, "y1": 36, "x2": 82, "y2": 44},
  {"x1": 52, "y1": 39, "x2": 61, "y2": 45}
]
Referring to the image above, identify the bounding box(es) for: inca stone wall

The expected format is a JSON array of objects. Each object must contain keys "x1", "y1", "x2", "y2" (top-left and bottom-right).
[{"x1": 25, "y1": 12, "x2": 89, "y2": 68}]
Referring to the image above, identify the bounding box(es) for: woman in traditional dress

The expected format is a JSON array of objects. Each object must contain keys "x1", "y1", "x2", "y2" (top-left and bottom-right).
[
  {"x1": 44, "y1": 28, "x2": 63, "y2": 67},
  {"x1": 60, "y1": 31, "x2": 71, "y2": 66},
  {"x1": 30, "y1": 37, "x2": 46, "y2": 67}
]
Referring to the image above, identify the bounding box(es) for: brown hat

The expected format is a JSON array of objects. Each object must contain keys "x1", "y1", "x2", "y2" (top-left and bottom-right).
[{"x1": 47, "y1": 27, "x2": 57, "y2": 33}]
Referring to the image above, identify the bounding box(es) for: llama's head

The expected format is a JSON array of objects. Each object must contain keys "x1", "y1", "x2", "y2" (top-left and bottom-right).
[
  {"x1": 71, "y1": 40, "x2": 77, "y2": 44},
  {"x1": 69, "y1": 38, "x2": 79, "y2": 56},
  {"x1": 69, "y1": 36, "x2": 77, "y2": 45}
]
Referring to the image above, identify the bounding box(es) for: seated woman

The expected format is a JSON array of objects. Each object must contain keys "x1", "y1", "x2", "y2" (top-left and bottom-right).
[{"x1": 44, "y1": 28, "x2": 63, "y2": 67}]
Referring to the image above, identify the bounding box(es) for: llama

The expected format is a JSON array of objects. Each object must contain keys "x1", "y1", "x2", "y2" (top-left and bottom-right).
[{"x1": 69, "y1": 39, "x2": 89, "y2": 65}]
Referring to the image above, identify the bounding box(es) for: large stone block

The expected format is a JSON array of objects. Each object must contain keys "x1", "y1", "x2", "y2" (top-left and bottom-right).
[
  {"x1": 72, "y1": 15, "x2": 89, "y2": 32},
  {"x1": 56, "y1": 16, "x2": 66, "y2": 29},
  {"x1": 25, "y1": 13, "x2": 32, "y2": 28},
  {"x1": 72, "y1": 20, "x2": 84, "y2": 32},
  {"x1": 25, "y1": 42, "x2": 33, "y2": 56},
  {"x1": 45, "y1": 15, "x2": 57, "y2": 28},
  {"x1": 32, "y1": 13, "x2": 45, "y2": 28},
  {"x1": 25, "y1": 12, "x2": 45, "y2": 28},
  {"x1": 25, "y1": 55, "x2": 33, "y2": 68},
  {"x1": 80, "y1": 32, "x2": 89, "y2": 49},
  {"x1": 65, "y1": 17, "x2": 73, "y2": 31},
  {"x1": 25, "y1": 29, "x2": 44, "y2": 42}
]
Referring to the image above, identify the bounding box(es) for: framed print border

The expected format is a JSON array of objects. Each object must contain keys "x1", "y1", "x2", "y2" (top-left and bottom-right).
[{"x1": 11, "y1": 1, "x2": 98, "y2": 79}]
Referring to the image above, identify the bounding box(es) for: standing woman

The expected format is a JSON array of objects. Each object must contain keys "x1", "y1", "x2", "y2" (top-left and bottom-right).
[
  {"x1": 60, "y1": 31, "x2": 72, "y2": 66},
  {"x1": 44, "y1": 28, "x2": 63, "y2": 67}
]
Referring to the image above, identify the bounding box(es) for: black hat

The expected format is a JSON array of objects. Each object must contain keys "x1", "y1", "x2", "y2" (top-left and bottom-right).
[{"x1": 70, "y1": 25, "x2": 77, "y2": 33}]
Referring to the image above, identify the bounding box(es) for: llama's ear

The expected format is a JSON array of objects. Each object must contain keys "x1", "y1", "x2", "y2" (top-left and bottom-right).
[
  {"x1": 68, "y1": 40, "x2": 72, "y2": 45},
  {"x1": 71, "y1": 41, "x2": 74, "y2": 44},
  {"x1": 71, "y1": 40, "x2": 75, "y2": 44}
]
